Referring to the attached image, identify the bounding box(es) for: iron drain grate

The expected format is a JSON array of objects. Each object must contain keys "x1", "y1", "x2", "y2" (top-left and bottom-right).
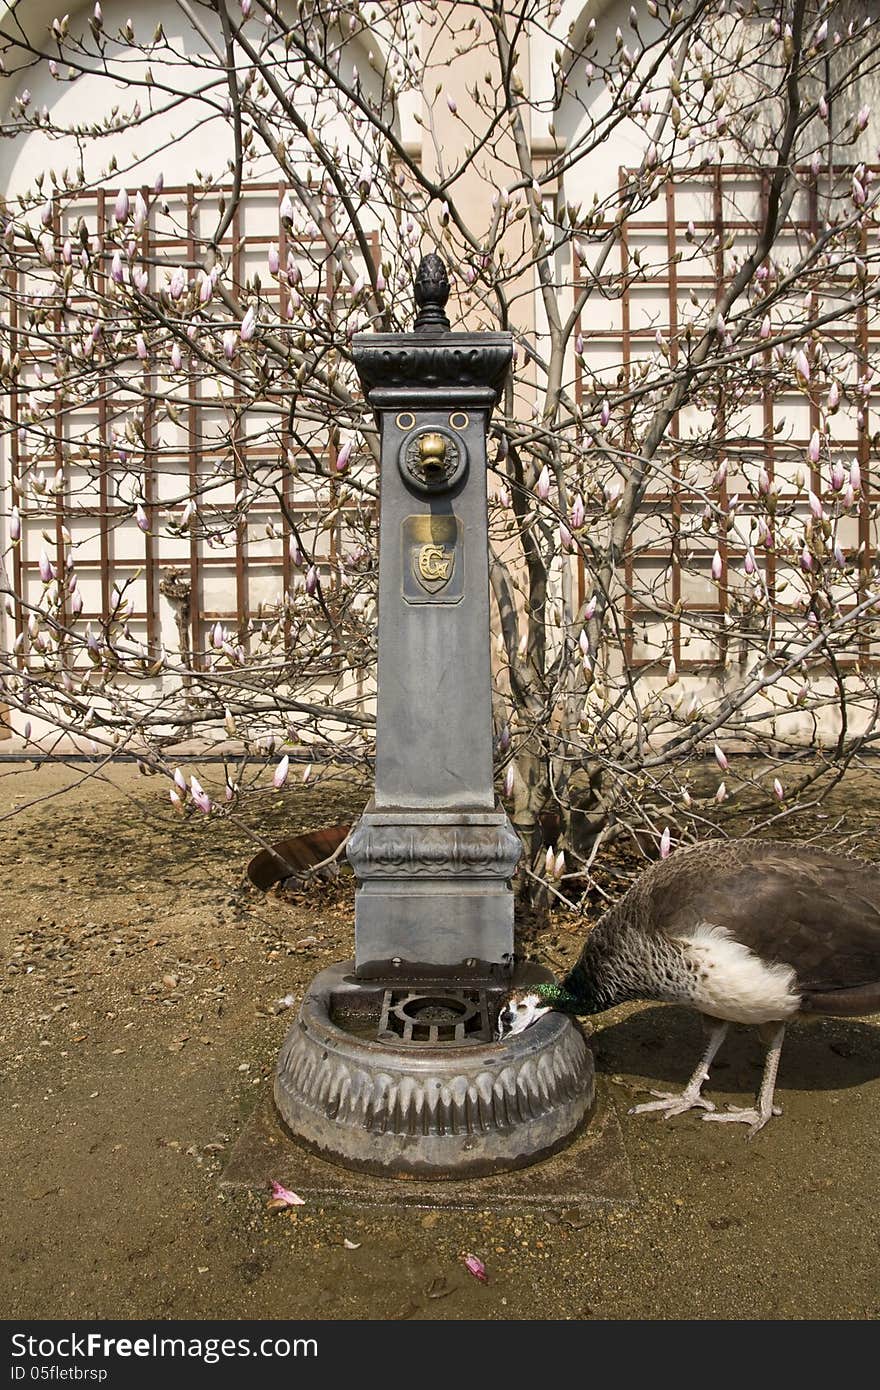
[{"x1": 377, "y1": 987, "x2": 493, "y2": 1045}]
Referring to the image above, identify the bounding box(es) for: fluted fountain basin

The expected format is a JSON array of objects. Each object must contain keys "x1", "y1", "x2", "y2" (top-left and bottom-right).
[{"x1": 274, "y1": 962, "x2": 595, "y2": 1179}]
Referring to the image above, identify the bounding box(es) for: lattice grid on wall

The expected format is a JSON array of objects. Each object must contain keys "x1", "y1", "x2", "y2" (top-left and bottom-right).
[
  {"x1": 4, "y1": 182, "x2": 378, "y2": 676},
  {"x1": 574, "y1": 164, "x2": 877, "y2": 672}
]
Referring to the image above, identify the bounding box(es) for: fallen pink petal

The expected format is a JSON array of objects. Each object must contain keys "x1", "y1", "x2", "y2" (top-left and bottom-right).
[
  {"x1": 464, "y1": 1254, "x2": 488, "y2": 1283},
  {"x1": 268, "y1": 1181, "x2": 305, "y2": 1209}
]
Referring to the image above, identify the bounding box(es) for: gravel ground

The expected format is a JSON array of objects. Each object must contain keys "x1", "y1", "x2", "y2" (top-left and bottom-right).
[{"x1": 1, "y1": 759, "x2": 879, "y2": 1321}]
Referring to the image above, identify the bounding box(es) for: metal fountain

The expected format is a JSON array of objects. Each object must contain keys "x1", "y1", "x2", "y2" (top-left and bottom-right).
[{"x1": 274, "y1": 255, "x2": 594, "y2": 1177}]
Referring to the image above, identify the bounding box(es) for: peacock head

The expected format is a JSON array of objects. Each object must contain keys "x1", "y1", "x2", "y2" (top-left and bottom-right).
[{"x1": 495, "y1": 988, "x2": 554, "y2": 1040}]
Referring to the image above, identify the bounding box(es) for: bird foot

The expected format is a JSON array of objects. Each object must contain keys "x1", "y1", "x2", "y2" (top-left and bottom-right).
[
  {"x1": 702, "y1": 1102, "x2": 781, "y2": 1137},
  {"x1": 628, "y1": 1088, "x2": 716, "y2": 1120}
]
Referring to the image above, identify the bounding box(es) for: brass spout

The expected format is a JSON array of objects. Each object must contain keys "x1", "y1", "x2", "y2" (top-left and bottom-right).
[{"x1": 417, "y1": 432, "x2": 447, "y2": 473}]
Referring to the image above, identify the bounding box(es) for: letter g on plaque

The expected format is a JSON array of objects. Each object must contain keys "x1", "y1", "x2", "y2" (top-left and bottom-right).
[{"x1": 401, "y1": 515, "x2": 464, "y2": 604}]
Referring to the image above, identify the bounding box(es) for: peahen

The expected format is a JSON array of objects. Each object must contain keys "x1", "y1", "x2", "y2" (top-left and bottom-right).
[{"x1": 496, "y1": 839, "x2": 880, "y2": 1134}]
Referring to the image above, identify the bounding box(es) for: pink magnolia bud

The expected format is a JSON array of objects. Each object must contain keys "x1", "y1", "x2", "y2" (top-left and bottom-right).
[
  {"x1": 659, "y1": 827, "x2": 671, "y2": 859},
  {"x1": 795, "y1": 349, "x2": 810, "y2": 383},
  {"x1": 39, "y1": 550, "x2": 53, "y2": 583},
  {"x1": 447, "y1": 95, "x2": 457, "y2": 114},
  {"x1": 268, "y1": 244, "x2": 279, "y2": 275},
  {"x1": 758, "y1": 467, "x2": 770, "y2": 496},
  {"x1": 335, "y1": 440, "x2": 353, "y2": 473},
  {"x1": 110, "y1": 251, "x2": 124, "y2": 285},
  {"x1": 240, "y1": 305, "x2": 256, "y2": 341},
  {"x1": 133, "y1": 191, "x2": 147, "y2": 234},
  {"x1": 273, "y1": 754, "x2": 290, "y2": 789},
  {"x1": 135, "y1": 334, "x2": 147, "y2": 361},
  {"x1": 744, "y1": 548, "x2": 756, "y2": 575},
  {"x1": 850, "y1": 459, "x2": 861, "y2": 491},
  {"x1": 212, "y1": 621, "x2": 224, "y2": 648},
  {"x1": 800, "y1": 545, "x2": 813, "y2": 572},
  {"x1": 579, "y1": 628, "x2": 590, "y2": 656},
  {"x1": 10, "y1": 506, "x2": 20, "y2": 541},
  {"x1": 70, "y1": 589, "x2": 83, "y2": 615},
  {"x1": 713, "y1": 460, "x2": 728, "y2": 489},
  {"x1": 808, "y1": 490, "x2": 823, "y2": 519},
  {"x1": 279, "y1": 191, "x2": 294, "y2": 222},
  {"x1": 711, "y1": 549, "x2": 723, "y2": 581},
  {"x1": 553, "y1": 850, "x2": 566, "y2": 879},
  {"x1": 714, "y1": 743, "x2": 729, "y2": 772},
  {"x1": 759, "y1": 315, "x2": 771, "y2": 341},
  {"x1": 536, "y1": 465, "x2": 551, "y2": 500},
  {"x1": 600, "y1": 399, "x2": 610, "y2": 428},
  {"x1": 852, "y1": 175, "x2": 866, "y2": 207},
  {"x1": 173, "y1": 767, "x2": 187, "y2": 793},
  {"x1": 558, "y1": 522, "x2": 572, "y2": 551},
  {"x1": 575, "y1": 332, "x2": 584, "y2": 355},
  {"x1": 190, "y1": 776, "x2": 211, "y2": 814},
  {"x1": 808, "y1": 429, "x2": 821, "y2": 465},
  {"x1": 170, "y1": 266, "x2": 186, "y2": 300},
  {"x1": 583, "y1": 594, "x2": 597, "y2": 621},
  {"x1": 169, "y1": 788, "x2": 184, "y2": 814},
  {"x1": 305, "y1": 565, "x2": 318, "y2": 596},
  {"x1": 503, "y1": 765, "x2": 515, "y2": 798},
  {"x1": 857, "y1": 104, "x2": 871, "y2": 131},
  {"x1": 223, "y1": 330, "x2": 236, "y2": 360},
  {"x1": 544, "y1": 846, "x2": 555, "y2": 877},
  {"x1": 135, "y1": 503, "x2": 149, "y2": 532},
  {"x1": 199, "y1": 272, "x2": 213, "y2": 305},
  {"x1": 773, "y1": 778, "x2": 784, "y2": 801},
  {"x1": 829, "y1": 461, "x2": 845, "y2": 492},
  {"x1": 171, "y1": 342, "x2": 182, "y2": 371},
  {"x1": 289, "y1": 536, "x2": 304, "y2": 567},
  {"x1": 819, "y1": 93, "x2": 828, "y2": 119},
  {"x1": 826, "y1": 380, "x2": 840, "y2": 411},
  {"x1": 715, "y1": 781, "x2": 727, "y2": 804},
  {"x1": 114, "y1": 188, "x2": 130, "y2": 224},
  {"x1": 570, "y1": 494, "x2": 585, "y2": 529}
]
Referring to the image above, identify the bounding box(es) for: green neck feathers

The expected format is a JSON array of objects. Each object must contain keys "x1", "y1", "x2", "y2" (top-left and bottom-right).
[{"x1": 534, "y1": 981, "x2": 590, "y2": 1014}]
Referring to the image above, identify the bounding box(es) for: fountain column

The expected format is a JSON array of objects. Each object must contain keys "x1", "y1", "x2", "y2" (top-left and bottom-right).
[{"x1": 274, "y1": 257, "x2": 594, "y2": 1178}]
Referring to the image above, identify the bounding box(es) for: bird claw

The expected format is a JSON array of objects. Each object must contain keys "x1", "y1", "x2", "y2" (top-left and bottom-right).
[
  {"x1": 628, "y1": 1088, "x2": 716, "y2": 1120},
  {"x1": 703, "y1": 1104, "x2": 775, "y2": 1137}
]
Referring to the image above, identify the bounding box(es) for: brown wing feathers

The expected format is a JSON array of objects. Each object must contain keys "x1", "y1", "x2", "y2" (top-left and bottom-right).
[{"x1": 642, "y1": 841, "x2": 880, "y2": 1011}]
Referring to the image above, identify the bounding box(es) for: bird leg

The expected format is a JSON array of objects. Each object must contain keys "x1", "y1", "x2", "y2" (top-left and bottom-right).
[
  {"x1": 703, "y1": 1021, "x2": 786, "y2": 1136},
  {"x1": 629, "y1": 1019, "x2": 728, "y2": 1121}
]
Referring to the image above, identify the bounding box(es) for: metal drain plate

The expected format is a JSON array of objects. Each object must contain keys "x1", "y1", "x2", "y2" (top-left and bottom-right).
[{"x1": 377, "y1": 987, "x2": 491, "y2": 1044}]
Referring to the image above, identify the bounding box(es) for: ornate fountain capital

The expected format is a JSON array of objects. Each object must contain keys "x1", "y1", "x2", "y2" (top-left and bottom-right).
[{"x1": 413, "y1": 253, "x2": 451, "y2": 332}]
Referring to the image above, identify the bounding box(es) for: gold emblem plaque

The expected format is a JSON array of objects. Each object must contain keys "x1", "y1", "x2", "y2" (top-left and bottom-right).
[{"x1": 402, "y1": 515, "x2": 464, "y2": 604}]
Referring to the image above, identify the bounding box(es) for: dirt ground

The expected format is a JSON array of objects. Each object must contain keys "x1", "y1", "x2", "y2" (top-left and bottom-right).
[{"x1": 1, "y1": 758, "x2": 879, "y2": 1322}]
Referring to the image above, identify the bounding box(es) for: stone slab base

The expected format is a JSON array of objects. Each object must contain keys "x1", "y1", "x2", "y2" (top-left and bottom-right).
[{"x1": 222, "y1": 1082, "x2": 636, "y2": 1209}]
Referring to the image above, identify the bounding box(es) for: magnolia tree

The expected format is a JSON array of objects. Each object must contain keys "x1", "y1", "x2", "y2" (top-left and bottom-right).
[{"x1": 1, "y1": 0, "x2": 879, "y2": 896}]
